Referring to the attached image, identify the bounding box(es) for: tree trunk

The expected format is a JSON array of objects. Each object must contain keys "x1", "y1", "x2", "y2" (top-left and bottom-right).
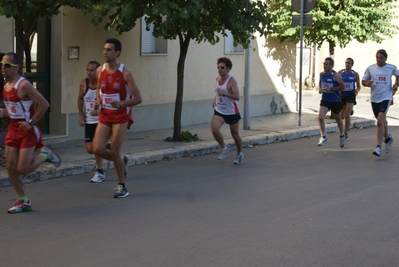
[
  {"x1": 328, "y1": 41, "x2": 335, "y2": 58},
  {"x1": 24, "y1": 43, "x2": 32, "y2": 73},
  {"x1": 14, "y1": 15, "x2": 25, "y2": 76},
  {"x1": 172, "y1": 34, "x2": 191, "y2": 141},
  {"x1": 14, "y1": 13, "x2": 38, "y2": 75}
]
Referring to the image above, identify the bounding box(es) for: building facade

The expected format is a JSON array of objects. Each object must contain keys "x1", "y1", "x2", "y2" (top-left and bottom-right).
[{"x1": 8, "y1": 7, "x2": 398, "y2": 143}]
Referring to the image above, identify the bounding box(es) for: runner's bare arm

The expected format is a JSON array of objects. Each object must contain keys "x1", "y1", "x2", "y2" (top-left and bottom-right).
[
  {"x1": 333, "y1": 73, "x2": 345, "y2": 91},
  {"x1": 226, "y1": 77, "x2": 240, "y2": 101},
  {"x1": 355, "y1": 72, "x2": 361, "y2": 94},
  {"x1": 94, "y1": 66, "x2": 102, "y2": 110},
  {"x1": 121, "y1": 67, "x2": 142, "y2": 107},
  {"x1": 19, "y1": 79, "x2": 49, "y2": 123},
  {"x1": 77, "y1": 79, "x2": 86, "y2": 126}
]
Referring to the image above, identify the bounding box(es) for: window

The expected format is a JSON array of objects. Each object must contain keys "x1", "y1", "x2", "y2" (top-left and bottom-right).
[
  {"x1": 224, "y1": 30, "x2": 244, "y2": 54},
  {"x1": 141, "y1": 16, "x2": 167, "y2": 55}
]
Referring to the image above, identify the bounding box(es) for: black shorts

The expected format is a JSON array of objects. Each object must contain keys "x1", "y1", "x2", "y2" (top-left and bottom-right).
[
  {"x1": 340, "y1": 94, "x2": 356, "y2": 105},
  {"x1": 320, "y1": 100, "x2": 343, "y2": 114},
  {"x1": 84, "y1": 123, "x2": 98, "y2": 143},
  {"x1": 214, "y1": 110, "x2": 241, "y2": 125},
  {"x1": 371, "y1": 100, "x2": 391, "y2": 118}
]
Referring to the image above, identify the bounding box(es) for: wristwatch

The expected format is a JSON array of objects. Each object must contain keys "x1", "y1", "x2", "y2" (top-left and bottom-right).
[{"x1": 28, "y1": 119, "x2": 36, "y2": 126}]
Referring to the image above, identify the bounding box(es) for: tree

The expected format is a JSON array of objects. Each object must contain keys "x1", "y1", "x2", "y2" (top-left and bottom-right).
[
  {"x1": 267, "y1": 0, "x2": 398, "y2": 56},
  {"x1": 0, "y1": 0, "x2": 88, "y2": 73},
  {"x1": 87, "y1": 0, "x2": 270, "y2": 141}
]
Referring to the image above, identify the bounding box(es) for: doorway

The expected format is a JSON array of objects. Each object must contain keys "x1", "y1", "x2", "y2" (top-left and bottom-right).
[{"x1": 23, "y1": 17, "x2": 51, "y2": 134}]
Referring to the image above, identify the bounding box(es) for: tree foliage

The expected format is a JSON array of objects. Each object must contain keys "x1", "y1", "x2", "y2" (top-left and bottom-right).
[
  {"x1": 267, "y1": 0, "x2": 398, "y2": 55},
  {"x1": 0, "y1": 0, "x2": 89, "y2": 72},
  {"x1": 86, "y1": 0, "x2": 271, "y2": 141}
]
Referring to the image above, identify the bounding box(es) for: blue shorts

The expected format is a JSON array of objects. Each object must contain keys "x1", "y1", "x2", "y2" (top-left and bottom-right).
[{"x1": 371, "y1": 100, "x2": 391, "y2": 118}]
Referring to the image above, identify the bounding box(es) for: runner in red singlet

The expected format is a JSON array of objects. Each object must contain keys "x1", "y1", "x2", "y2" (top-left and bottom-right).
[
  {"x1": 92, "y1": 38, "x2": 142, "y2": 198},
  {"x1": 0, "y1": 52, "x2": 61, "y2": 214}
]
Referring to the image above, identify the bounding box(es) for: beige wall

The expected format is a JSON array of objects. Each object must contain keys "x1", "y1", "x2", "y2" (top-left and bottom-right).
[
  {"x1": 60, "y1": 7, "x2": 293, "y2": 110},
  {"x1": 1, "y1": 8, "x2": 298, "y2": 141}
]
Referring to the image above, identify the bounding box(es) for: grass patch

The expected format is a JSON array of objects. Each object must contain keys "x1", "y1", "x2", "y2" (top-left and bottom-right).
[{"x1": 180, "y1": 130, "x2": 199, "y2": 143}]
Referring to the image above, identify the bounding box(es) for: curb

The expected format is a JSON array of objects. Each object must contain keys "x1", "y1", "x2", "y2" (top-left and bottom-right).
[{"x1": 0, "y1": 119, "x2": 376, "y2": 188}]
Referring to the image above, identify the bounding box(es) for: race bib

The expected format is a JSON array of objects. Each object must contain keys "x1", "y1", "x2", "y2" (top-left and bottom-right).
[
  {"x1": 343, "y1": 82, "x2": 354, "y2": 91},
  {"x1": 85, "y1": 99, "x2": 96, "y2": 113},
  {"x1": 321, "y1": 82, "x2": 333, "y2": 93},
  {"x1": 101, "y1": 93, "x2": 120, "y2": 110},
  {"x1": 375, "y1": 75, "x2": 389, "y2": 85},
  {"x1": 4, "y1": 101, "x2": 25, "y2": 119}
]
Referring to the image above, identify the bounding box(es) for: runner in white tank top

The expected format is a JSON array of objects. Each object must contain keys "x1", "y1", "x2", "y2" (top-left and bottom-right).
[
  {"x1": 214, "y1": 75, "x2": 240, "y2": 115},
  {"x1": 211, "y1": 57, "x2": 244, "y2": 165},
  {"x1": 77, "y1": 61, "x2": 105, "y2": 182}
]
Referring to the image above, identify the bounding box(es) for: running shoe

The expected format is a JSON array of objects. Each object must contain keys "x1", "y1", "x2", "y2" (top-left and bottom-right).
[
  {"x1": 340, "y1": 135, "x2": 346, "y2": 148},
  {"x1": 90, "y1": 172, "x2": 105, "y2": 183},
  {"x1": 317, "y1": 137, "x2": 327, "y2": 146},
  {"x1": 385, "y1": 132, "x2": 394, "y2": 153},
  {"x1": 8, "y1": 200, "x2": 32, "y2": 214},
  {"x1": 41, "y1": 146, "x2": 61, "y2": 167},
  {"x1": 233, "y1": 152, "x2": 244, "y2": 165},
  {"x1": 123, "y1": 155, "x2": 128, "y2": 179},
  {"x1": 344, "y1": 133, "x2": 349, "y2": 141},
  {"x1": 218, "y1": 145, "x2": 229, "y2": 160},
  {"x1": 114, "y1": 185, "x2": 129, "y2": 198},
  {"x1": 373, "y1": 146, "x2": 381, "y2": 157}
]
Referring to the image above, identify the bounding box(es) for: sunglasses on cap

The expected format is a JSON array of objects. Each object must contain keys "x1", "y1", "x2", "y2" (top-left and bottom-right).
[{"x1": 0, "y1": 61, "x2": 19, "y2": 68}]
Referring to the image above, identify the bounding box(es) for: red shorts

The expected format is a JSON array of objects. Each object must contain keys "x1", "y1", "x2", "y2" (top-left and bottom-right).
[
  {"x1": 5, "y1": 124, "x2": 44, "y2": 150},
  {"x1": 99, "y1": 114, "x2": 134, "y2": 129}
]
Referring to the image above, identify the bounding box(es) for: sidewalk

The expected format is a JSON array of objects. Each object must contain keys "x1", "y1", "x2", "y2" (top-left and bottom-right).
[{"x1": 0, "y1": 94, "x2": 376, "y2": 188}]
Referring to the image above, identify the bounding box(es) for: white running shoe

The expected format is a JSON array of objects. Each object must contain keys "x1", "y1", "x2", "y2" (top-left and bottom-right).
[
  {"x1": 317, "y1": 137, "x2": 327, "y2": 147},
  {"x1": 373, "y1": 146, "x2": 381, "y2": 157},
  {"x1": 90, "y1": 172, "x2": 105, "y2": 183},
  {"x1": 218, "y1": 145, "x2": 229, "y2": 160},
  {"x1": 41, "y1": 146, "x2": 61, "y2": 167},
  {"x1": 385, "y1": 132, "x2": 393, "y2": 153},
  {"x1": 234, "y1": 152, "x2": 244, "y2": 165},
  {"x1": 339, "y1": 135, "x2": 346, "y2": 148}
]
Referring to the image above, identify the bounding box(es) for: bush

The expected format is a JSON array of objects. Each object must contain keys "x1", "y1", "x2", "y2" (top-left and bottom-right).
[{"x1": 180, "y1": 130, "x2": 199, "y2": 143}]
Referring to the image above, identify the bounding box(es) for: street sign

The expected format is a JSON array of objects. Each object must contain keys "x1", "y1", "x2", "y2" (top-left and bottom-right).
[
  {"x1": 292, "y1": 14, "x2": 313, "y2": 26},
  {"x1": 291, "y1": 0, "x2": 316, "y2": 13}
]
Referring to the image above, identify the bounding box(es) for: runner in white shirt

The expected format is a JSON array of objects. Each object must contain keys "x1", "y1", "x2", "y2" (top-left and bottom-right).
[{"x1": 362, "y1": 49, "x2": 399, "y2": 156}]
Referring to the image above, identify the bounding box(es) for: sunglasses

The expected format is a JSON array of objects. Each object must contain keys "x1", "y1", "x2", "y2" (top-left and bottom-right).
[
  {"x1": 217, "y1": 66, "x2": 226, "y2": 69},
  {"x1": 0, "y1": 61, "x2": 19, "y2": 68}
]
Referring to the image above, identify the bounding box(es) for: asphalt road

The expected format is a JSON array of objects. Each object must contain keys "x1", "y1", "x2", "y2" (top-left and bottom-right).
[{"x1": 1, "y1": 125, "x2": 399, "y2": 267}]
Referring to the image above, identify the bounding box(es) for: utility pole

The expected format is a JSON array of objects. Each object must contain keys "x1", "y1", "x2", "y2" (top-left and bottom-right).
[{"x1": 291, "y1": 0, "x2": 315, "y2": 126}]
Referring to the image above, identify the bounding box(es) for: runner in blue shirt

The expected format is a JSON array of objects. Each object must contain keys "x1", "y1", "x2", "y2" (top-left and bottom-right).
[
  {"x1": 338, "y1": 58, "x2": 360, "y2": 142},
  {"x1": 317, "y1": 57, "x2": 345, "y2": 147}
]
